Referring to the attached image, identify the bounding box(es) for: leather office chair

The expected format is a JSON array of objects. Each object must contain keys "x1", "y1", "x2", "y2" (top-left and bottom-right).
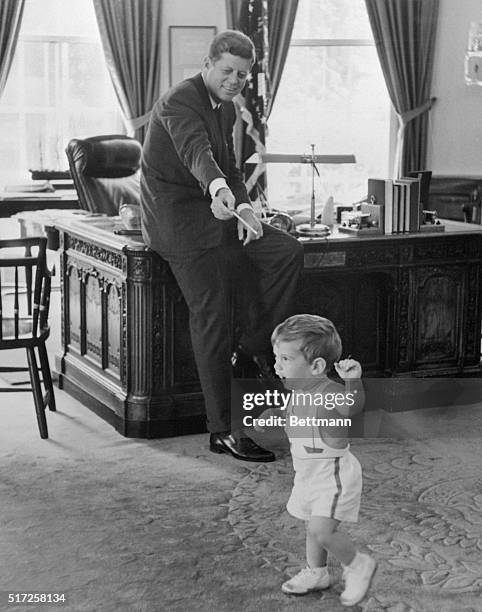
[
  {"x1": 0, "y1": 237, "x2": 55, "y2": 438},
  {"x1": 65, "y1": 135, "x2": 142, "y2": 215}
]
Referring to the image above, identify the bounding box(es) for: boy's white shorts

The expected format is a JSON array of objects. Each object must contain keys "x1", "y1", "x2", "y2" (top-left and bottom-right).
[{"x1": 287, "y1": 451, "x2": 362, "y2": 522}]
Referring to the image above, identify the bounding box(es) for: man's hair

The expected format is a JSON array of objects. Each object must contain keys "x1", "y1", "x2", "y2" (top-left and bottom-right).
[
  {"x1": 208, "y1": 29, "x2": 255, "y2": 64},
  {"x1": 271, "y1": 314, "x2": 343, "y2": 371}
]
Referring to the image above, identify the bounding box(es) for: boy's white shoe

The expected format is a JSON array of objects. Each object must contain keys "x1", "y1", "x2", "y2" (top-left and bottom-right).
[
  {"x1": 340, "y1": 552, "x2": 377, "y2": 607},
  {"x1": 281, "y1": 566, "x2": 331, "y2": 594}
]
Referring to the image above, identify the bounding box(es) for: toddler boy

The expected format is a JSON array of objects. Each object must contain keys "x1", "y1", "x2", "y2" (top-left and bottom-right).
[{"x1": 257, "y1": 314, "x2": 376, "y2": 607}]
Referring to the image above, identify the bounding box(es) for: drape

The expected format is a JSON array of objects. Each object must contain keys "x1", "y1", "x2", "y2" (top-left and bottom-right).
[
  {"x1": 0, "y1": 0, "x2": 25, "y2": 98},
  {"x1": 226, "y1": 0, "x2": 298, "y2": 119},
  {"x1": 226, "y1": 0, "x2": 298, "y2": 200},
  {"x1": 93, "y1": 0, "x2": 162, "y2": 143},
  {"x1": 265, "y1": 0, "x2": 298, "y2": 117},
  {"x1": 365, "y1": 0, "x2": 439, "y2": 177}
]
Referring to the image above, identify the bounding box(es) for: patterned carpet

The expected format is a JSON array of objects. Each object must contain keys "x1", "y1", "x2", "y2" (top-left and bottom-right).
[
  {"x1": 228, "y1": 423, "x2": 482, "y2": 612},
  {"x1": 1, "y1": 377, "x2": 480, "y2": 611}
]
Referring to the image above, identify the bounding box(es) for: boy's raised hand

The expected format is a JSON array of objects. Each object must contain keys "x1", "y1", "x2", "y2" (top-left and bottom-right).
[{"x1": 334, "y1": 358, "x2": 362, "y2": 379}]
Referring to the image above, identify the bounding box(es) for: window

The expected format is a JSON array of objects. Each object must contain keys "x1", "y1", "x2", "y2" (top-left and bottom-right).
[
  {"x1": 266, "y1": 0, "x2": 392, "y2": 212},
  {"x1": 0, "y1": 0, "x2": 123, "y2": 185}
]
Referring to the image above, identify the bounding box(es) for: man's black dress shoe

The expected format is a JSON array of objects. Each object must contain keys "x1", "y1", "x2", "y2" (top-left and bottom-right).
[
  {"x1": 231, "y1": 344, "x2": 278, "y2": 383},
  {"x1": 210, "y1": 432, "x2": 275, "y2": 462}
]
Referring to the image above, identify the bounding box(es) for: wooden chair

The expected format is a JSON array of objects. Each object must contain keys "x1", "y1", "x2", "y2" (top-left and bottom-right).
[{"x1": 0, "y1": 237, "x2": 55, "y2": 438}]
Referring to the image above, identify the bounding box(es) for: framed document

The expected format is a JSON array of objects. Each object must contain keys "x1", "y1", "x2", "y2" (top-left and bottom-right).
[{"x1": 169, "y1": 26, "x2": 217, "y2": 86}]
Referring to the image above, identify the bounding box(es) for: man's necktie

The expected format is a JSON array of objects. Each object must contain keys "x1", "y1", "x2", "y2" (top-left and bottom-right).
[{"x1": 214, "y1": 105, "x2": 224, "y2": 136}]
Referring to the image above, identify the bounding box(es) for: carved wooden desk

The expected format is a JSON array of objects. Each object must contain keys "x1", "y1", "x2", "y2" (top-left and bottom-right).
[
  {"x1": 300, "y1": 223, "x2": 481, "y2": 377},
  {"x1": 54, "y1": 218, "x2": 482, "y2": 438}
]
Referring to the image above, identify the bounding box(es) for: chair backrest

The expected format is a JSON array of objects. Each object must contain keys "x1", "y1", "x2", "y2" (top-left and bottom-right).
[
  {"x1": 65, "y1": 135, "x2": 142, "y2": 216},
  {"x1": 0, "y1": 237, "x2": 50, "y2": 341}
]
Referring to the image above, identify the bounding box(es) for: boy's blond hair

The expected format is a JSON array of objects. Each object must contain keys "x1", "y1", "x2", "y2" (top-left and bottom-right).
[{"x1": 271, "y1": 314, "x2": 342, "y2": 370}]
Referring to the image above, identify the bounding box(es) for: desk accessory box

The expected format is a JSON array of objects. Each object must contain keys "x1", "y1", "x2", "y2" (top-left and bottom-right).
[{"x1": 337, "y1": 203, "x2": 384, "y2": 235}]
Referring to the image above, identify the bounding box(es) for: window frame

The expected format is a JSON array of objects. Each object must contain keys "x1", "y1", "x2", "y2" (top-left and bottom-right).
[{"x1": 290, "y1": 38, "x2": 374, "y2": 47}]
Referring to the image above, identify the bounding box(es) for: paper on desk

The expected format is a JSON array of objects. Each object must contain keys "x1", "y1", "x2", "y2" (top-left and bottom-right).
[
  {"x1": 0, "y1": 191, "x2": 62, "y2": 200},
  {"x1": 4, "y1": 181, "x2": 55, "y2": 193}
]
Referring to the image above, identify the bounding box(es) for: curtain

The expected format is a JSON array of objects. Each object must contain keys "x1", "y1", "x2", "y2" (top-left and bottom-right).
[
  {"x1": 365, "y1": 0, "x2": 439, "y2": 177},
  {"x1": 226, "y1": 0, "x2": 298, "y2": 118},
  {"x1": 226, "y1": 0, "x2": 298, "y2": 201},
  {"x1": 93, "y1": 0, "x2": 162, "y2": 143},
  {"x1": 265, "y1": 0, "x2": 298, "y2": 117},
  {"x1": 0, "y1": 0, "x2": 25, "y2": 98}
]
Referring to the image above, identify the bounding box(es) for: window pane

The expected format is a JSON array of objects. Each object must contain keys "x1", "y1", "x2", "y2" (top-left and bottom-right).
[
  {"x1": 0, "y1": 115, "x2": 21, "y2": 177},
  {"x1": 267, "y1": 45, "x2": 390, "y2": 210},
  {"x1": 25, "y1": 113, "x2": 59, "y2": 170},
  {"x1": 21, "y1": 0, "x2": 61, "y2": 36},
  {"x1": 67, "y1": 111, "x2": 122, "y2": 141},
  {"x1": 67, "y1": 42, "x2": 116, "y2": 108},
  {"x1": 22, "y1": 0, "x2": 100, "y2": 39},
  {"x1": 24, "y1": 41, "x2": 56, "y2": 106},
  {"x1": 0, "y1": 1, "x2": 122, "y2": 185},
  {"x1": 0, "y1": 53, "x2": 20, "y2": 106},
  {"x1": 292, "y1": 0, "x2": 373, "y2": 39}
]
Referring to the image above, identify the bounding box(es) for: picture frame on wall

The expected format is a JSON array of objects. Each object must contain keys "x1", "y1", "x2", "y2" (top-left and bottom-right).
[{"x1": 169, "y1": 26, "x2": 217, "y2": 86}]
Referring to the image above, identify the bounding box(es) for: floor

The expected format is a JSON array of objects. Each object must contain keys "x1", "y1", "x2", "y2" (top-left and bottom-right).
[{"x1": 1, "y1": 218, "x2": 481, "y2": 612}]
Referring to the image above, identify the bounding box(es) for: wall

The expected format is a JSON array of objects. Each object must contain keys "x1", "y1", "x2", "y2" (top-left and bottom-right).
[
  {"x1": 427, "y1": 0, "x2": 482, "y2": 175},
  {"x1": 161, "y1": 0, "x2": 227, "y2": 94}
]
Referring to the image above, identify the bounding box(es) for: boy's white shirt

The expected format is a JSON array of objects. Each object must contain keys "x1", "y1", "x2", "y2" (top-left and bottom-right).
[{"x1": 284, "y1": 377, "x2": 351, "y2": 458}]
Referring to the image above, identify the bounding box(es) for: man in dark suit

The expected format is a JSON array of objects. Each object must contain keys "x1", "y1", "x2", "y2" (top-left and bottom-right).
[{"x1": 141, "y1": 30, "x2": 303, "y2": 462}]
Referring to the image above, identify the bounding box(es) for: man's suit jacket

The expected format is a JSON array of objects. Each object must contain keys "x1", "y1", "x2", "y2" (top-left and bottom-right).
[{"x1": 141, "y1": 73, "x2": 249, "y2": 258}]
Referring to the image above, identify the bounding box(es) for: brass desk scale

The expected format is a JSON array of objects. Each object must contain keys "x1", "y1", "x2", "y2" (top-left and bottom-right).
[{"x1": 247, "y1": 147, "x2": 356, "y2": 236}]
